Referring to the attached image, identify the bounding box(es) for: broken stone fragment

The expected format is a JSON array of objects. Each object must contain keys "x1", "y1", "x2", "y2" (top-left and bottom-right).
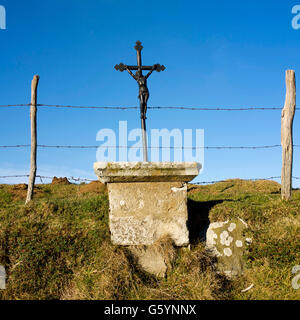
[
  {"x1": 127, "y1": 237, "x2": 176, "y2": 278},
  {"x1": 0, "y1": 265, "x2": 6, "y2": 290}
]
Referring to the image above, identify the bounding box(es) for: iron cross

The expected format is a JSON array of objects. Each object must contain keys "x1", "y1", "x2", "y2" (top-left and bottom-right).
[{"x1": 115, "y1": 41, "x2": 166, "y2": 162}]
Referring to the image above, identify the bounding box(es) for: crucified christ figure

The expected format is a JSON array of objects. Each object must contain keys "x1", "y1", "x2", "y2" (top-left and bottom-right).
[{"x1": 125, "y1": 66, "x2": 156, "y2": 120}]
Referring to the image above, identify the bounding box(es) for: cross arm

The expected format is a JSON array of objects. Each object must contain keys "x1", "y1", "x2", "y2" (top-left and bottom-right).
[
  {"x1": 114, "y1": 63, "x2": 127, "y2": 72},
  {"x1": 125, "y1": 64, "x2": 166, "y2": 71},
  {"x1": 115, "y1": 63, "x2": 137, "y2": 79},
  {"x1": 145, "y1": 64, "x2": 166, "y2": 79},
  {"x1": 115, "y1": 63, "x2": 166, "y2": 72},
  {"x1": 152, "y1": 64, "x2": 166, "y2": 72}
]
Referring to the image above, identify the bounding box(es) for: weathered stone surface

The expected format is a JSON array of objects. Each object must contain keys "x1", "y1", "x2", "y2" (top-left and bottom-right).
[
  {"x1": 0, "y1": 265, "x2": 6, "y2": 289},
  {"x1": 128, "y1": 237, "x2": 176, "y2": 278},
  {"x1": 206, "y1": 218, "x2": 252, "y2": 278},
  {"x1": 94, "y1": 162, "x2": 201, "y2": 248},
  {"x1": 94, "y1": 162, "x2": 201, "y2": 183},
  {"x1": 107, "y1": 182, "x2": 189, "y2": 246}
]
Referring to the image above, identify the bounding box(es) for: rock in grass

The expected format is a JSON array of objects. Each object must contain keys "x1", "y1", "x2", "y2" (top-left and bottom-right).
[
  {"x1": 206, "y1": 218, "x2": 251, "y2": 278},
  {"x1": 0, "y1": 265, "x2": 6, "y2": 289},
  {"x1": 127, "y1": 236, "x2": 176, "y2": 278}
]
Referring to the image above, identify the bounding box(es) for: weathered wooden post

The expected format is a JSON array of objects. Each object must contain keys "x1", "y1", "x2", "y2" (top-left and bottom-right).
[
  {"x1": 281, "y1": 70, "x2": 296, "y2": 201},
  {"x1": 26, "y1": 75, "x2": 40, "y2": 204}
]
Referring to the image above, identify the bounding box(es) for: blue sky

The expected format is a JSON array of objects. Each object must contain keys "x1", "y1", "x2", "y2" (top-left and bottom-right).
[{"x1": 0, "y1": 0, "x2": 299, "y2": 187}]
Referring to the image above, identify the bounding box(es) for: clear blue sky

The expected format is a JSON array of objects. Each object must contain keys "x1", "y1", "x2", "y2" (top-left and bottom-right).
[{"x1": 0, "y1": 0, "x2": 299, "y2": 187}]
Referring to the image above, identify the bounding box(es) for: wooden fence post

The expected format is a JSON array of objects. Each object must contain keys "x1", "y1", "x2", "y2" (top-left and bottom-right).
[
  {"x1": 25, "y1": 75, "x2": 40, "y2": 204},
  {"x1": 281, "y1": 70, "x2": 296, "y2": 201}
]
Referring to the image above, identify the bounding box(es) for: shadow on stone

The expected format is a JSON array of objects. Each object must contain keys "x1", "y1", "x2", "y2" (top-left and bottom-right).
[{"x1": 187, "y1": 199, "x2": 226, "y2": 244}]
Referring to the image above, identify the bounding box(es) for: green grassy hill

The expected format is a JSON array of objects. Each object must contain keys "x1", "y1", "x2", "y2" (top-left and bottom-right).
[{"x1": 0, "y1": 179, "x2": 299, "y2": 300}]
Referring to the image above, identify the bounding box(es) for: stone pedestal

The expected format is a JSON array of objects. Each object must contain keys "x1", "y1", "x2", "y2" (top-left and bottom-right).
[{"x1": 94, "y1": 162, "x2": 201, "y2": 246}]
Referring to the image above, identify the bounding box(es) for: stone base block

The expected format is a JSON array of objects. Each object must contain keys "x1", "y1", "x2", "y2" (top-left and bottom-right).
[
  {"x1": 108, "y1": 182, "x2": 189, "y2": 246},
  {"x1": 94, "y1": 162, "x2": 201, "y2": 248}
]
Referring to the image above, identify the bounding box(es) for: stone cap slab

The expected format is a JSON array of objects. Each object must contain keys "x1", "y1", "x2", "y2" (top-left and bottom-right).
[{"x1": 94, "y1": 162, "x2": 201, "y2": 183}]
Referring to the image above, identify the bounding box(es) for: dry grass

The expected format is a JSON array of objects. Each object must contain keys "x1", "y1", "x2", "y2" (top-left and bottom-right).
[
  {"x1": 79, "y1": 181, "x2": 106, "y2": 195},
  {"x1": 61, "y1": 241, "x2": 135, "y2": 300}
]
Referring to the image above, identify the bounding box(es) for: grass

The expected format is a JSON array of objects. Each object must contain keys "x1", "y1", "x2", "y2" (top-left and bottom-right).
[{"x1": 0, "y1": 179, "x2": 299, "y2": 300}]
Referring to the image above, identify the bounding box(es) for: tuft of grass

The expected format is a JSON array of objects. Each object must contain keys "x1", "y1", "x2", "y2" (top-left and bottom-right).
[
  {"x1": 61, "y1": 241, "x2": 136, "y2": 300},
  {"x1": 0, "y1": 188, "x2": 12, "y2": 207}
]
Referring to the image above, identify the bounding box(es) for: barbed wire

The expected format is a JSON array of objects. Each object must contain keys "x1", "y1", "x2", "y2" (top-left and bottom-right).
[
  {"x1": 191, "y1": 176, "x2": 281, "y2": 185},
  {"x1": 1, "y1": 144, "x2": 300, "y2": 149},
  {"x1": 150, "y1": 106, "x2": 286, "y2": 111},
  {"x1": 0, "y1": 104, "x2": 31, "y2": 107},
  {"x1": 1, "y1": 175, "x2": 300, "y2": 185},
  {"x1": 37, "y1": 175, "x2": 94, "y2": 182},
  {"x1": 0, "y1": 175, "x2": 30, "y2": 178},
  {"x1": 0, "y1": 145, "x2": 31, "y2": 148},
  {"x1": 0, "y1": 175, "x2": 94, "y2": 183},
  {"x1": 1, "y1": 103, "x2": 299, "y2": 111},
  {"x1": 191, "y1": 176, "x2": 300, "y2": 184},
  {"x1": 37, "y1": 144, "x2": 284, "y2": 149},
  {"x1": 37, "y1": 104, "x2": 138, "y2": 110},
  {"x1": 0, "y1": 104, "x2": 138, "y2": 110}
]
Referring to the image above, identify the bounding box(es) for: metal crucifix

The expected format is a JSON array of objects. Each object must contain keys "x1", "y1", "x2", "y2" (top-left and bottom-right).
[{"x1": 115, "y1": 41, "x2": 166, "y2": 162}]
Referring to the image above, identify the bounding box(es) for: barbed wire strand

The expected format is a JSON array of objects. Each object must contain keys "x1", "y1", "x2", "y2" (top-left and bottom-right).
[
  {"x1": 191, "y1": 176, "x2": 300, "y2": 184},
  {"x1": 192, "y1": 177, "x2": 281, "y2": 185},
  {"x1": 1, "y1": 144, "x2": 300, "y2": 149},
  {"x1": 0, "y1": 104, "x2": 31, "y2": 107},
  {"x1": 1, "y1": 103, "x2": 299, "y2": 111},
  {"x1": 1, "y1": 175, "x2": 300, "y2": 184},
  {"x1": 0, "y1": 175, "x2": 94, "y2": 182},
  {"x1": 0, "y1": 104, "x2": 138, "y2": 110}
]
